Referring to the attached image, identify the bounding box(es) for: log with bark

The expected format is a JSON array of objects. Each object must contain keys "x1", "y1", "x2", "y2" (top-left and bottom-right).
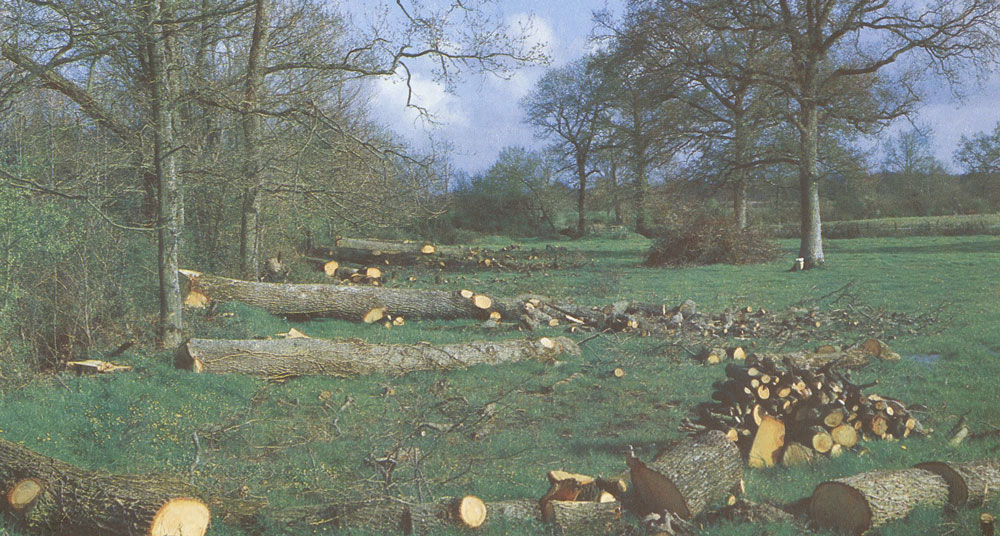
[
  {"x1": 405, "y1": 495, "x2": 487, "y2": 534},
  {"x1": 808, "y1": 468, "x2": 949, "y2": 535},
  {"x1": 0, "y1": 437, "x2": 210, "y2": 535},
  {"x1": 176, "y1": 337, "x2": 580, "y2": 377},
  {"x1": 180, "y1": 269, "x2": 513, "y2": 321},
  {"x1": 544, "y1": 499, "x2": 621, "y2": 535},
  {"x1": 482, "y1": 498, "x2": 542, "y2": 525},
  {"x1": 913, "y1": 459, "x2": 1000, "y2": 509},
  {"x1": 626, "y1": 431, "x2": 743, "y2": 519}
]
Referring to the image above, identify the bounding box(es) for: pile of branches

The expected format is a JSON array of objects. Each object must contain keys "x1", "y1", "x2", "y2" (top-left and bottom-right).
[
  {"x1": 645, "y1": 217, "x2": 781, "y2": 267},
  {"x1": 681, "y1": 353, "x2": 926, "y2": 467}
]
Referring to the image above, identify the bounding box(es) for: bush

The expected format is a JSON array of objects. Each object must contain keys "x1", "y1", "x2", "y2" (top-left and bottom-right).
[{"x1": 645, "y1": 215, "x2": 781, "y2": 267}]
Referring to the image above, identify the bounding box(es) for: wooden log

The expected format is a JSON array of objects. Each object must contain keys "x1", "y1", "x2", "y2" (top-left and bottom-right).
[
  {"x1": 482, "y1": 498, "x2": 542, "y2": 524},
  {"x1": 984, "y1": 512, "x2": 996, "y2": 536},
  {"x1": 794, "y1": 425, "x2": 833, "y2": 454},
  {"x1": 627, "y1": 431, "x2": 743, "y2": 519},
  {"x1": 0, "y1": 437, "x2": 210, "y2": 535},
  {"x1": 780, "y1": 442, "x2": 814, "y2": 467},
  {"x1": 545, "y1": 500, "x2": 620, "y2": 535},
  {"x1": 913, "y1": 459, "x2": 1000, "y2": 509},
  {"x1": 180, "y1": 269, "x2": 513, "y2": 321},
  {"x1": 808, "y1": 468, "x2": 949, "y2": 535},
  {"x1": 831, "y1": 423, "x2": 859, "y2": 448},
  {"x1": 406, "y1": 495, "x2": 486, "y2": 534},
  {"x1": 177, "y1": 337, "x2": 580, "y2": 377},
  {"x1": 754, "y1": 339, "x2": 900, "y2": 370},
  {"x1": 748, "y1": 416, "x2": 785, "y2": 468}
]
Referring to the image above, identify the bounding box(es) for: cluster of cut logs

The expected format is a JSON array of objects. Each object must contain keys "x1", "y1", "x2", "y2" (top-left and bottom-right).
[
  {"x1": 310, "y1": 259, "x2": 384, "y2": 286},
  {"x1": 682, "y1": 348, "x2": 924, "y2": 467}
]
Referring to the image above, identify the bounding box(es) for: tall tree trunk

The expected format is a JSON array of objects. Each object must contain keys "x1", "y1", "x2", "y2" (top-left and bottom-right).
[
  {"x1": 148, "y1": 0, "x2": 184, "y2": 347},
  {"x1": 240, "y1": 0, "x2": 271, "y2": 279},
  {"x1": 798, "y1": 100, "x2": 824, "y2": 268},
  {"x1": 610, "y1": 161, "x2": 623, "y2": 225},
  {"x1": 576, "y1": 156, "x2": 587, "y2": 237},
  {"x1": 632, "y1": 106, "x2": 649, "y2": 235},
  {"x1": 732, "y1": 108, "x2": 749, "y2": 230}
]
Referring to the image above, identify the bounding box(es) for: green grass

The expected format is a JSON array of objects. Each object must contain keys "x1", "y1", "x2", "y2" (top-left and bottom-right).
[
  {"x1": 770, "y1": 212, "x2": 1000, "y2": 238},
  {"x1": 1, "y1": 234, "x2": 999, "y2": 535}
]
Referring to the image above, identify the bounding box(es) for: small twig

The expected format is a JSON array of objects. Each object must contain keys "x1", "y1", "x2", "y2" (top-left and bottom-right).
[{"x1": 189, "y1": 432, "x2": 202, "y2": 484}]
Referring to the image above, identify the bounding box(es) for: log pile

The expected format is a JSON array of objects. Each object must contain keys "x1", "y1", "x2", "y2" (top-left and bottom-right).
[
  {"x1": 483, "y1": 469, "x2": 623, "y2": 534},
  {"x1": 680, "y1": 352, "x2": 925, "y2": 466},
  {"x1": 176, "y1": 336, "x2": 580, "y2": 378},
  {"x1": 0, "y1": 436, "x2": 211, "y2": 535}
]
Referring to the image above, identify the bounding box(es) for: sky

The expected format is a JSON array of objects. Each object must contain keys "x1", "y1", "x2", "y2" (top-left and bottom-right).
[{"x1": 363, "y1": 0, "x2": 1000, "y2": 174}]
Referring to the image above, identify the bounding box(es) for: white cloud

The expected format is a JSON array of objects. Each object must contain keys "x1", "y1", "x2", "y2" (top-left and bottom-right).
[
  {"x1": 372, "y1": 70, "x2": 468, "y2": 139},
  {"x1": 508, "y1": 12, "x2": 556, "y2": 59}
]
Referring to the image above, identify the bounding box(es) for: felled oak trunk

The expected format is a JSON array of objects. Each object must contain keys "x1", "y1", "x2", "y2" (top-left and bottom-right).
[
  {"x1": 177, "y1": 337, "x2": 580, "y2": 377},
  {"x1": 627, "y1": 431, "x2": 743, "y2": 519},
  {"x1": 405, "y1": 495, "x2": 487, "y2": 534},
  {"x1": 0, "y1": 437, "x2": 209, "y2": 535},
  {"x1": 808, "y1": 468, "x2": 948, "y2": 534},
  {"x1": 545, "y1": 500, "x2": 621, "y2": 535},
  {"x1": 180, "y1": 269, "x2": 512, "y2": 321},
  {"x1": 914, "y1": 459, "x2": 1000, "y2": 509},
  {"x1": 483, "y1": 499, "x2": 542, "y2": 524}
]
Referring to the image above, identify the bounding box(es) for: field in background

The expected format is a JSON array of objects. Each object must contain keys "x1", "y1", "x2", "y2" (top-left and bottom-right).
[
  {"x1": 0, "y1": 234, "x2": 997, "y2": 535},
  {"x1": 768, "y1": 212, "x2": 1000, "y2": 239}
]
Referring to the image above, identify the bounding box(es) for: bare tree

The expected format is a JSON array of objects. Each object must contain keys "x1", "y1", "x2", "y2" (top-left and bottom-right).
[{"x1": 523, "y1": 58, "x2": 610, "y2": 237}]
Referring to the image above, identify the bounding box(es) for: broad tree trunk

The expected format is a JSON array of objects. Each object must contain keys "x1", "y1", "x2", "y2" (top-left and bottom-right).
[
  {"x1": 632, "y1": 119, "x2": 649, "y2": 235},
  {"x1": 176, "y1": 337, "x2": 580, "y2": 377},
  {"x1": 734, "y1": 177, "x2": 748, "y2": 230},
  {"x1": 148, "y1": 0, "x2": 185, "y2": 347},
  {"x1": 0, "y1": 437, "x2": 210, "y2": 535},
  {"x1": 797, "y1": 100, "x2": 824, "y2": 267},
  {"x1": 732, "y1": 103, "x2": 749, "y2": 230},
  {"x1": 576, "y1": 156, "x2": 588, "y2": 236},
  {"x1": 239, "y1": 0, "x2": 271, "y2": 280},
  {"x1": 609, "y1": 161, "x2": 623, "y2": 225}
]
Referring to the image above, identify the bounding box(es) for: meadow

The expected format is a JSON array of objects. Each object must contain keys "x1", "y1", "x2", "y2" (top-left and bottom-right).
[{"x1": 0, "y1": 233, "x2": 998, "y2": 535}]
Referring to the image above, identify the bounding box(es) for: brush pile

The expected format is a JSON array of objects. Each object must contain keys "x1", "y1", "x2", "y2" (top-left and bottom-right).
[{"x1": 681, "y1": 352, "x2": 926, "y2": 467}]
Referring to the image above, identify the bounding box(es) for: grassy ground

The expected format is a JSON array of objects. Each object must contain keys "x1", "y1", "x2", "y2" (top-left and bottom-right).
[
  {"x1": 0, "y1": 234, "x2": 998, "y2": 535},
  {"x1": 770, "y1": 212, "x2": 1000, "y2": 238}
]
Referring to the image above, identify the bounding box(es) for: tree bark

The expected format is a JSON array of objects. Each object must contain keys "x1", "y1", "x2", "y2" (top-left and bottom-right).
[
  {"x1": 545, "y1": 500, "x2": 621, "y2": 535},
  {"x1": 180, "y1": 269, "x2": 515, "y2": 320},
  {"x1": 483, "y1": 498, "x2": 542, "y2": 524},
  {"x1": 576, "y1": 155, "x2": 588, "y2": 237},
  {"x1": 405, "y1": 495, "x2": 487, "y2": 534},
  {"x1": 808, "y1": 468, "x2": 948, "y2": 535},
  {"x1": 914, "y1": 459, "x2": 1000, "y2": 509},
  {"x1": 627, "y1": 430, "x2": 743, "y2": 519},
  {"x1": 147, "y1": 0, "x2": 185, "y2": 348},
  {"x1": 175, "y1": 336, "x2": 580, "y2": 377},
  {"x1": 733, "y1": 108, "x2": 749, "y2": 230},
  {"x1": 0, "y1": 437, "x2": 210, "y2": 535},
  {"x1": 239, "y1": 0, "x2": 271, "y2": 280},
  {"x1": 797, "y1": 98, "x2": 824, "y2": 268}
]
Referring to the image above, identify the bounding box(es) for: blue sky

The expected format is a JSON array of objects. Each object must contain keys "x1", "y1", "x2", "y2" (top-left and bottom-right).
[{"x1": 363, "y1": 1, "x2": 1000, "y2": 174}]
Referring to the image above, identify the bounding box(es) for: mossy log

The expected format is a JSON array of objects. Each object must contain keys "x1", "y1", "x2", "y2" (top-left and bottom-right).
[
  {"x1": 545, "y1": 500, "x2": 621, "y2": 535},
  {"x1": 0, "y1": 437, "x2": 210, "y2": 535},
  {"x1": 405, "y1": 495, "x2": 487, "y2": 534},
  {"x1": 627, "y1": 430, "x2": 743, "y2": 519},
  {"x1": 914, "y1": 459, "x2": 1000, "y2": 509},
  {"x1": 180, "y1": 269, "x2": 513, "y2": 320},
  {"x1": 176, "y1": 337, "x2": 579, "y2": 377},
  {"x1": 808, "y1": 468, "x2": 949, "y2": 534}
]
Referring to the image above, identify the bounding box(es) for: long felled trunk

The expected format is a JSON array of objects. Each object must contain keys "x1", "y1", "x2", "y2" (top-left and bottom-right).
[
  {"x1": 180, "y1": 269, "x2": 513, "y2": 320},
  {"x1": 175, "y1": 336, "x2": 580, "y2": 377},
  {"x1": 914, "y1": 459, "x2": 1000, "y2": 509},
  {"x1": 627, "y1": 430, "x2": 743, "y2": 519},
  {"x1": 797, "y1": 99, "x2": 824, "y2": 268},
  {"x1": 148, "y1": 0, "x2": 185, "y2": 347},
  {"x1": 0, "y1": 437, "x2": 210, "y2": 535}
]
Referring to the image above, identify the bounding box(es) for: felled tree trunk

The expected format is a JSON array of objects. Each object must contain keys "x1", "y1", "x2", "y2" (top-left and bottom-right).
[
  {"x1": 546, "y1": 500, "x2": 621, "y2": 535},
  {"x1": 627, "y1": 431, "x2": 743, "y2": 519},
  {"x1": 914, "y1": 459, "x2": 1000, "y2": 509},
  {"x1": 405, "y1": 496, "x2": 487, "y2": 534},
  {"x1": 0, "y1": 437, "x2": 210, "y2": 535},
  {"x1": 180, "y1": 269, "x2": 513, "y2": 321},
  {"x1": 176, "y1": 337, "x2": 580, "y2": 377},
  {"x1": 483, "y1": 499, "x2": 542, "y2": 525},
  {"x1": 808, "y1": 468, "x2": 949, "y2": 535}
]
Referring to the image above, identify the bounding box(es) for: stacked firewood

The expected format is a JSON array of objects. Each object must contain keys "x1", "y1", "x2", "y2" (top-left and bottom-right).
[{"x1": 681, "y1": 352, "x2": 926, "y2": 467}]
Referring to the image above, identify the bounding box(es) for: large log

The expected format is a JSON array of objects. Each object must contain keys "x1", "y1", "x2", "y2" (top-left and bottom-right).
[
  {"x1": 627, "y1": 431, "x2": 743, "y2": 519},
  {"x1": 483, "y1": 498, "x2": 542, "y2": 524},
  {"x1": 914, "y1": 459, "x2": 1000, "y2": 509},
  {"x1": 808, "y1": 468, "x2": 949, "y2": 535},
  {"x1": 180, "y1": 269, "x2": 513, "y2": 321},
  {"x1": 405, "y1": 495, "x2": 487, "y2": 534},
  {"x1": 545, "y1": 500, "x2": 621, "y2": 535},
  {"x1": 0, "y1": 437, "x2": 210, "y2": 535},
  {"x1": 176, "y1": 337, "x2": 580, "y2": 377},
  {"x1": 754, "y1": 338, "x2": 899, "y2": 370}
]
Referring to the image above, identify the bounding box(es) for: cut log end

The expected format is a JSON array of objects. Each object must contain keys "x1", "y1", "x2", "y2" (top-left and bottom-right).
[
  {"x1": 540, "y1": 337, "x2": 556, "y2": 350},
  {"x1": 363, "y1": 307, "x2": 387, "y2": 324},
  {"x1": 323, "y1": 260, "x2": 339, "y2": 277},
  {"x1": 420, "y1": 244, "x2": 436, "y2": 255},
  {"x1": 149, "y1": 497, "x2": 211, "y2": 536},
  {"x1": 184, "y1": 290, "x2": 209, "y2": 308},
  {"x1": 455, "y1": 495, "x2": 487, "y2": 528},
  {"x1": 8, "y1": 478, "x2": 43, "y2": 511},
  {"x1": 809, "y1": 482, "x2": 872, "y2": 535},
  {"x1": 472, "y1": 294, "x2": 493, "y2": 310},
  {"x1": 613, "y1": 367, "x2": 626, "y2": 378}
]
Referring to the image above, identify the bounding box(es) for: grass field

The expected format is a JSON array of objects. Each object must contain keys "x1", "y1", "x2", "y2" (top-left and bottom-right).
[
  {"x1": 769, "y1": 212, "x2": 1000, "y2": 239},
  {"x1": 0, "y1": 234, "x2": 998, "y2": 535}
]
